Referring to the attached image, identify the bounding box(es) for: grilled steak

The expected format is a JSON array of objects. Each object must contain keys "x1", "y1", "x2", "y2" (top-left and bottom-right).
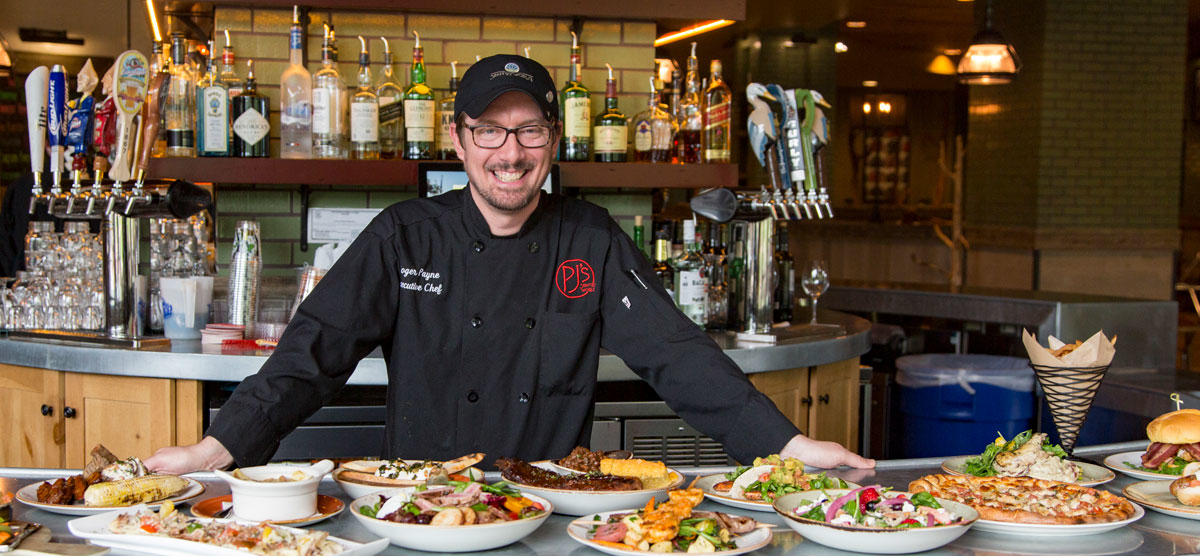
[{"x1": 496, "y1": 458, "x2": 643, "y2": 491}]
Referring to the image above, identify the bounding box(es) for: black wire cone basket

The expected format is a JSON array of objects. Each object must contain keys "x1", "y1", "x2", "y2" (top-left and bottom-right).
[{"x1": 1029, "y1": 362, "x2": 1110, "y2": 455}]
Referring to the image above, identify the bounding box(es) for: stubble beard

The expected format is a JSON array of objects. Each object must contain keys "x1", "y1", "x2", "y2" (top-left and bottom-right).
[{"x1": 472, "y1": 161, "x2": 544, "y2": 212}]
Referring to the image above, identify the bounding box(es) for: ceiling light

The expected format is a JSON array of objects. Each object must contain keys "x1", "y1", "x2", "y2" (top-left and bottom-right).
[
  {"x1": 926, "y1": 54, "x2": 957, "y2": 75},
  {"x1": 753, "y1": 40, "x2": 762, "y2": 49},
  {"x1": 145, "y1": 0, "x2": 163, "y2": 43},
  {"x1": 957, "y1": 0, "x2": 1021, "y2": 84},
  {"x1": 846, "y1": 21, "x2": 867, "y2": 28},
  {"x1": 943, "y1": 48, "x2": 962, "y2": 56},
  {"x1": 654, "y1": 19, "x2": 735, "y2": 47},
  {"x1": 862, "y1": 80, "x2": 878, "y2": 87},
  {"x1": 835, "y1": 42, "x2": 848, "y2": 53},
  {"x1": 782, "y1": 40, "x2": 796, "y2": 48},
  {"x1": 862, "y1": 102, "x2": 872, "y2": 114}
]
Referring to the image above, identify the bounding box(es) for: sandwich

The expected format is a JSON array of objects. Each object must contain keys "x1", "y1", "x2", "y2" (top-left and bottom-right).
[
  {"x1": 1170, "y1": 462, "x2": 1200, "y2": 506},
  {"x1": 1140, "y1": 409, "x2": 1200, "y2": 474}
]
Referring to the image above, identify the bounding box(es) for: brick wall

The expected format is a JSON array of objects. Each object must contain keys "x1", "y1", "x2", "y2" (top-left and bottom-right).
[{"x1": 208, "y1": 7, "x2": 658, "y2": 276}]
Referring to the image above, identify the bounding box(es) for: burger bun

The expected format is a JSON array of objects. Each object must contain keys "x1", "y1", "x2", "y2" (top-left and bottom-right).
[
  {"x1": 1147, "y1": 409, "x2": 1200, "y2": 444},
  {"x1": 1170, "y1": 462, "x2": 1200, "y2": 506}
]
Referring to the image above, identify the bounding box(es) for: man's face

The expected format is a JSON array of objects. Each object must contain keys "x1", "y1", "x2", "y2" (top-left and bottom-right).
[{"x1": 452, "y1": 91, "x2": 557, "y2": 213}]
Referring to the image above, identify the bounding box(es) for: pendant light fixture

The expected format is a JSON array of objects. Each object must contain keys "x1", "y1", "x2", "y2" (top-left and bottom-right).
[{"x1": 956, "y1": 0, "x2": 1021, "y2": 84}]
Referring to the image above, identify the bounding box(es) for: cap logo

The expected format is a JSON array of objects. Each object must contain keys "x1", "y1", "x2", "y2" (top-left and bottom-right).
[
  {"x1": 546, "y1": 91, "x2": 554, "y2": 103},
  {"x1": 504, "y1": 62, "x2": 520, "y2": 73}
]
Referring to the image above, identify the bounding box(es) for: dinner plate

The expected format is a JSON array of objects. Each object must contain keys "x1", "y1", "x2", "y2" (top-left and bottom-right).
[
  {"x1": 190, "y1": 494, "x2": 345, "y2": 526},
  {"x1": 333, "y1": 465, "x2": 485, "y2": 499},
  {"x1": 502, "y1": 461, "x2": 686, "y2": 516},
  {"x1": 566, "y1": 509, "x2": 771, "y2": 555},
  {"x1": 1123, "y1": 480, "x2": 1200, "y2": 520},
  {"x1": 773, "y1": 490, "x2": 977, "y2": 555},
  {"x1": 940, "y1": 455, "x2": 1115, "y2": 486},
  {"x1": 67, "y1": 505, "x2": 389, "y2": 556},
  {"x1": 969, "y1": 503, "x2": 1144, "y2": 536},
  {"x1": 1104, "y1": 451, "x2": 1186, "y2": 481},
  {"x1": 16, "y1": 476, "x2": 205, "y2": 516},
  {"x1": 949, "y1": 527, "x2": 1146, "y2": 555},
  {"x1": 693, "y1": 473, "x2": 860, "y2": 512},
  {"x1": 349, "y1": 488, "x2": 553, "y2": 552}
]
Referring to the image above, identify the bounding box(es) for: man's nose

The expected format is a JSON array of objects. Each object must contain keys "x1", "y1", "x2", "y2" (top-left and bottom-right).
[{"x1": 495, "y1": 130, "x2": 524, "y2": 160}]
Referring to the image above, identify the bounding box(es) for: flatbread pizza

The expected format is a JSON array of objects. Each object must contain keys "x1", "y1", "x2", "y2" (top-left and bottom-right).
[{"x1": 908, "y1": 474, "x2": 1135, "y2": 525}]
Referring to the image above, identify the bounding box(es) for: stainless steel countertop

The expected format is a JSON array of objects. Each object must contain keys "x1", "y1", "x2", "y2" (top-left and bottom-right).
[
  {"x1": 0, "y1": 310, "x2": 869, "y2": 384},
  {"x1": 1, "y1": 441, "x2": 1192, "y2": 555}
]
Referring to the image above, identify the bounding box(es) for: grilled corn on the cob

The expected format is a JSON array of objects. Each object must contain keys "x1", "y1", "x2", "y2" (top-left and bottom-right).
[{"x1": 83, "y1": 475, "x2": 189, "y2": 506}]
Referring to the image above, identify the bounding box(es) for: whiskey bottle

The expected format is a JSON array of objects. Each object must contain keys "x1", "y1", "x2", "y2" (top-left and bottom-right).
[
  {"x1": 630, "y1": 78, "x2": 676, "y2": 163},
  {"x1": 403, "y1": 31, "x2": 435, "y2": 160},
  {"x1": 218, "y1": 29, "x2": 243, "y2": 98},
  {"x1": 231, "y1": 59, "x2": 270, "y2": 157},
  {"x1": 632, "y1": 215, "x2": 646, "y2": 260},
  {"x1": 312, "y1": 24, "x2": 347, "y2": 159},
  {"x1": 592, "y1": 64, "x2": 627, "y2": 162},
  {"x1": 436, "y1": 61, "x2": 459, "y2": 160},
  {"x1": 350, "y1": 36, "x2": 380, "y2": 160},
  {"x1": 702, "y1": 59, "x2": 732, "y2": 163},
  {"x1": 672, "y1": 218, "x2": 707, "y2": 325},
  {"x1": 280, "y1": 6, "x2": 312, "y2": 159},
  {"x1": 773, "y1": 221, "x2": 795, "y2": 323},
  {"x1": 652, "y1": 230, "x2": 675, "y2": 300},
  {"x1": 196, "y1": 40, "x2": 230, "y2": 157},
  {"x1": 677, "y1": 42, "x2": 703, "y2": 164},
  {"x1": 164, "y1": 33, "x2": 196, "y2": 157},
  {"x1": 560, "y1": 31, "x2": 591, "y2": 161},
  {"x1": 376, "y1": 37, "x2": 403, "y2": 159}
]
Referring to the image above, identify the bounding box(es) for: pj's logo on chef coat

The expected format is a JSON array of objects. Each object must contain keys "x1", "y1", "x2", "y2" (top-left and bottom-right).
[{"x1": 555, "y1": 259, "x2": 595, "y2": 299}]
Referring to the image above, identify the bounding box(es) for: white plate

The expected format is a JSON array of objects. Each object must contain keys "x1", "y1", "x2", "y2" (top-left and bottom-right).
[
  {"x1": 16, "y1": 477, "x2": 205, "y2": 516},
  {"x1": 1123, "y1": 480, "x2": 1200, "y2": 520},
  {"x1": 566, "y1": 509, "x2": 771, "y2": 555},
  {"x1": 66, "y1": 504, "x2": 389, "y2": 556},
  {"x1": 693, "y1": 473, "x2": 860, "y2": 512},
  {"x1": 1104, "y1": 451, "x2": 1186, "y2": 481},
  {"x1": 333, "y1": 466, "x2": 485, "y2": 499},
  {"x1": 773, "y1": 489, "x2": 978, "y2": 555},
  {"x1": 501, "y1": 461, "x2": 685, "y2": 516},
  {"x1": 970, "y1": 503, "x2": 1144, "y2": 536},
  {"x1": 349, "y1": 487, "x2": 552, "y2": 552},
  {"x1": 950, "y1": 527, "x2": 1146, "y2": 556},
  {"x1": 941, "y1": 455, "x2": 1115, "y2": 487}
]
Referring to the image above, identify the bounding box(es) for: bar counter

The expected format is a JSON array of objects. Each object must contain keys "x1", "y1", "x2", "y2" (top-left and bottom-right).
[{"x1": 1, "y1": 441, "x2": 1192, "y2": 555}]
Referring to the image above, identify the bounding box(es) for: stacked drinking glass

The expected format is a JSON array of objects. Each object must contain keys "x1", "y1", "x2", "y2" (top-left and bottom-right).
[
  {"x1": 3, "y1": 221, "x2": 104, "y2": 331},
  {"x1": 227, "y1": 220, "x2": 261, "y2": 326}
]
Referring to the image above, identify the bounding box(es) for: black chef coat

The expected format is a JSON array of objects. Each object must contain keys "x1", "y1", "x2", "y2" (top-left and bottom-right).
[{"x1": 207, "y1": 188, "x2": 801, "y2": 467}]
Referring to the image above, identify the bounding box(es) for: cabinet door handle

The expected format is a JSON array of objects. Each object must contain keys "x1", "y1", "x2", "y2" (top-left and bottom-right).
[
  {"x1": 818, "y1": 394, "x2": 830, "y2": 404},
  {"x1": 63, "y1": 406, "x2": 77, "y2": 419},
  {"x1": 40, "y1": 404, "x2": 53, "y2": 416},
  {"x1": 801, "y1": 395, "x2": 813, "y2": 406}
]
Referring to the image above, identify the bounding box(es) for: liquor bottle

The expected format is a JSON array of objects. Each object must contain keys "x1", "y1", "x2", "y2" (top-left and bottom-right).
[
  {"x1": 164, "y1": 33, "x2": 196, "y2": 157},
  {"x1": 312, "y1": 24, "x2": 347, "y2": 159},
  {"x1": 219, "y1": 29, "x2": 243, "y2": 98},
  {"x1": 773, "y1": 221, "x2": 795, "y2": 323},
  {"x1": 231, "y1": 59, "x2": 270, "y2": 157},
  {"x1": 672, "y1": 218, "x2": 706, "y2": 325},
  {"x1": 435, "y1": 61, "x2": 459, "y2": 160},
  {"x1": 350, "y1": 36, "x2": 380, "y2": 160},
  {"x1": 593, "y1": 64, "x2": 627, "y2": 162},
  {"x1": 630, "y1": 78, "x2": 676, "y2": 163},
  {"x1": 376, "y1": 37, "x2": 403, "y2": 159},
  {"x1": 149, "y1": 42, "x2": 168, "y2": 157},
  {"x1": 403, "y1": 31, "x2": 435, "y2": 160},
  {"x1": 726, "y1": 223, "x2": 745, "y2": 330},
  {"x1": 669, "y1": 68, "x2": 681, "y2": 162},
  {"x1": 677, "y1": 42, "x2": 703, "y2": 164},
  {"x1": 702, "y1": 59, "x2": 732, "y2": 163},
  {"x1": 632, "y1": 215, "x2": 646, "y2": 260},
  {"x1": 703, "y1": 222, "x2": 727, "y2": 330},
  {"x1": 651, "y1": 229, "x2": 674, "y2": 299},
  {"x1": 560, "y1": 31, "x2": 590, "y2": 161},
  {"x1": 196, "y1": 40, "x2": 230, "y2": 157},
  {"x1": 280, "y1": 5, "x2": 312, "y2": 159}
]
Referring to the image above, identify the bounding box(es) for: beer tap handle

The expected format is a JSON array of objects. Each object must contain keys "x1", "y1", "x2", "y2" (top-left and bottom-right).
[
  {"x1": 821, "y1": 190, "x2": 834, "y2": 218},
  {"x1": 134, "y1": 69, "x2": 167, "y2": 190},
  {"x1": 107, "y1": 50, "x2": 149, "y2": 188},
  {"x1": 25, "y1": 66, "x2": 49, "y2": 214}
]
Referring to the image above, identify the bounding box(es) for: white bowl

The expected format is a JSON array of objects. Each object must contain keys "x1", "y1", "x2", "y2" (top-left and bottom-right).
[
  {"x1": 349, "y1": 488, "x2": 552, "y2": 552},
  {"x1": 333, "y1": 466, "x2": 484, "y2": 499},
  {"x1": 503, "y1": 461, "x2": 685, "y2": 516},
  {"x1": 773, "y1": 489, "x2": 978, "y2": 554},
  {"x1": 214, "y1": 460, "x2": 333, "y2": 522}
]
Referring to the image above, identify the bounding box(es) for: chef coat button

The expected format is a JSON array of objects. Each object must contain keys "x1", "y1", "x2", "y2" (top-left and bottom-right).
[
  {"x1": 467, "y1": 390, "x2": 479, "y2": 403},
  {"x1": 524, "y1": 318, "x2": 536, "y2": 329},
  {"x1": 528, "y1": 242, "x2": 539, "y2": 253},
  {"x1": 473, "y1": 240, "x2": 485, "y2": 253},
  {"x1": 471, "y1": 315, "x2": 483, "y2": 328},
  {"x1": 519, "y1": 392, "x2": 530, "y2": 403}
]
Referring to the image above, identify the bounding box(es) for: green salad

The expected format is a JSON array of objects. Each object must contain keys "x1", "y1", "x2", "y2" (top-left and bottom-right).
[
  {"x1": 1122, "y1": 458, "x2": 1190, "y2": 475},
  {"x1": 963, "y1": 430, "x2": 1069, "y2": 477}
]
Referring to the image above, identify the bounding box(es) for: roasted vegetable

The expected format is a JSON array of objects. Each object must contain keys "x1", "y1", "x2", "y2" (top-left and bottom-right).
[{"x1": 83, "y1": 475, "x2": 189, "y2": 506}]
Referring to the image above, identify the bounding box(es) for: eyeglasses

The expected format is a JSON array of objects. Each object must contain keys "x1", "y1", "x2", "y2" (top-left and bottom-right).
[{"x1": 466, "y1": 124, "x2": 554, "y2": 149}]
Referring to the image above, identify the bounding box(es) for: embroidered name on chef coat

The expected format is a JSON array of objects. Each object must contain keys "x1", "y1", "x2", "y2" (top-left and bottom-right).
[
  {"x1": 400, "y1": 266, "x2": 445, "y2": 295},
  {"x1": 555, "y1": 259, "x2": 596, "y2": 299}
]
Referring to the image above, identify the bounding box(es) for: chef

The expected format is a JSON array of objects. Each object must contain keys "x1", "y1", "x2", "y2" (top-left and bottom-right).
[{"x1": 147, "y1": 55, "x2": 873, "y2": 473}]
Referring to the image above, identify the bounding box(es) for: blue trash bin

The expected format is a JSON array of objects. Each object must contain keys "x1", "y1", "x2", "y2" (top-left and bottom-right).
[{"x1": 896, "y1": 354, "x2": 1036, "y2": 458}]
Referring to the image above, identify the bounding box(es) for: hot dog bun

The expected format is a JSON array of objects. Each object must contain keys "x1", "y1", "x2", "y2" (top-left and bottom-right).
[{"x1": 1169, "y1": 462, "x2": 1200, "y2": 506}]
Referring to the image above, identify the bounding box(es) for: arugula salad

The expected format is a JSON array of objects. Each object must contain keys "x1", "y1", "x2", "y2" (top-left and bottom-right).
[{"x1": 790, "y1": 486, "x2": 962, "y2": 529}]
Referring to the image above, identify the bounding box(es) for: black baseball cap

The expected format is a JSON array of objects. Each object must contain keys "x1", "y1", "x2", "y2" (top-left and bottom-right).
[{"x1": 454, "y1": 54, "x2": 559, "y2": 123}]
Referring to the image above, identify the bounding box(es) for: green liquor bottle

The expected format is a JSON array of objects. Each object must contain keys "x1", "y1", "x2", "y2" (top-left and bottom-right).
[
  {"x1": 231, "y1": 59, "x2": 270, "y2": 157},
  {"x1": 593, "y1": 63, "x2": 627, "y2": 162},
  {"x1": 196, "y1": 40, "x2": 230, "y2": 157},
  {"x1": 403, "y1": 31, "x2": 435, "y2": 160},
  {"x1": 560, "y1": 31, "x2": 590, "y2": 161}
]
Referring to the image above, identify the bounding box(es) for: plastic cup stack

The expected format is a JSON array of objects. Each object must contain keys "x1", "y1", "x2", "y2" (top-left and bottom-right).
[{"x1": 226, "y1": 221, "x2": 261, "y2": 326}]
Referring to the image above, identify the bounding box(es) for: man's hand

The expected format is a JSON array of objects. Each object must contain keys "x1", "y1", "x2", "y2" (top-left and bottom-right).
[
  {"x1": 779, "y1": 434, "x2": 875, "y2": 469},
  {"x1": 144, "y1": 436, "x2": 236, "y2": 475}
]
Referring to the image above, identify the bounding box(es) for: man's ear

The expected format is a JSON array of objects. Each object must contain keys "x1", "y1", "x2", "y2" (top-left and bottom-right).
[{"x1": 451, "y1": 122, "x2": 467, "y2": 160}]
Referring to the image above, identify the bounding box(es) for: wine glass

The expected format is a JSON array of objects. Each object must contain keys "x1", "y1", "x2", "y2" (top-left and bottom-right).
[{"x1": 800, "y1": 260, "x2": 830, "y2": 325}]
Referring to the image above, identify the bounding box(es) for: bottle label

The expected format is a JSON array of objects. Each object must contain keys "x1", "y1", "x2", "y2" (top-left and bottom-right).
[
  {"x1": 228, "y1": 85, "x2": 244, "y2": 99},
  {"x1": 704, "y1": 101, "x2": 730, "y2": 130},
  {"x1": 564, "y1": 97, "x2": 591, "y2": 139},
  {"x1": 312, "y1": 88, "x2": 331, "y2": 134},
  {"x1": 404, "y1": 99, "x2": 435, "y2": 138},
  {"x1": 406, "y1": 126, "x2": 434, "y2": 143},
  {"x1": 704, "y1": 149, "x2": 730, "y2": 161},
  {"x1": 233, "y1": 107, "x2": 270, "y2": 145},
  {"x1": 676, "y1": 269, "x2": 707, "y2": 324},
  {"x1": 378, "y1": 97, "x2": 401, "y2": 124},
  {"x1": 634, "y1": 121, "x2": 652, "y2": 152},
  {"x1": 437, "y1": 109, "x2": 455, "y2": 151},
  {"x1": 200, "y1": 87, "x2": 229, "y2": 152},
  {"x1": 290, "y1": 27, "x2": 303, "y2": 50},
  {"x1": 281, "y1": 100, "x2": 311, "y2": 126},
  {"x1": 593, "y1": 125, "x2": 627, "y2": 154},
  {"x1": 351, "y1": 103, "x2": 379, "y2": 141}
]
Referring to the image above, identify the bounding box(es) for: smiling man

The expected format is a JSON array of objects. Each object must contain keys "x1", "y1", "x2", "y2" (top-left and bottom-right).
[{"x1": 146, "y1": 55, "x2": 872, "y2": 473}]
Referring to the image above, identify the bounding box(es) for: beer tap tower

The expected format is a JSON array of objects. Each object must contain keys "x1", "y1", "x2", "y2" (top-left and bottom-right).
[
  {"x1": 17, "y1": 51, "x2": 213, "y2": 349},
  {"x1": 690, "y1": 83, "x2": 836, "y2": 340}
]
